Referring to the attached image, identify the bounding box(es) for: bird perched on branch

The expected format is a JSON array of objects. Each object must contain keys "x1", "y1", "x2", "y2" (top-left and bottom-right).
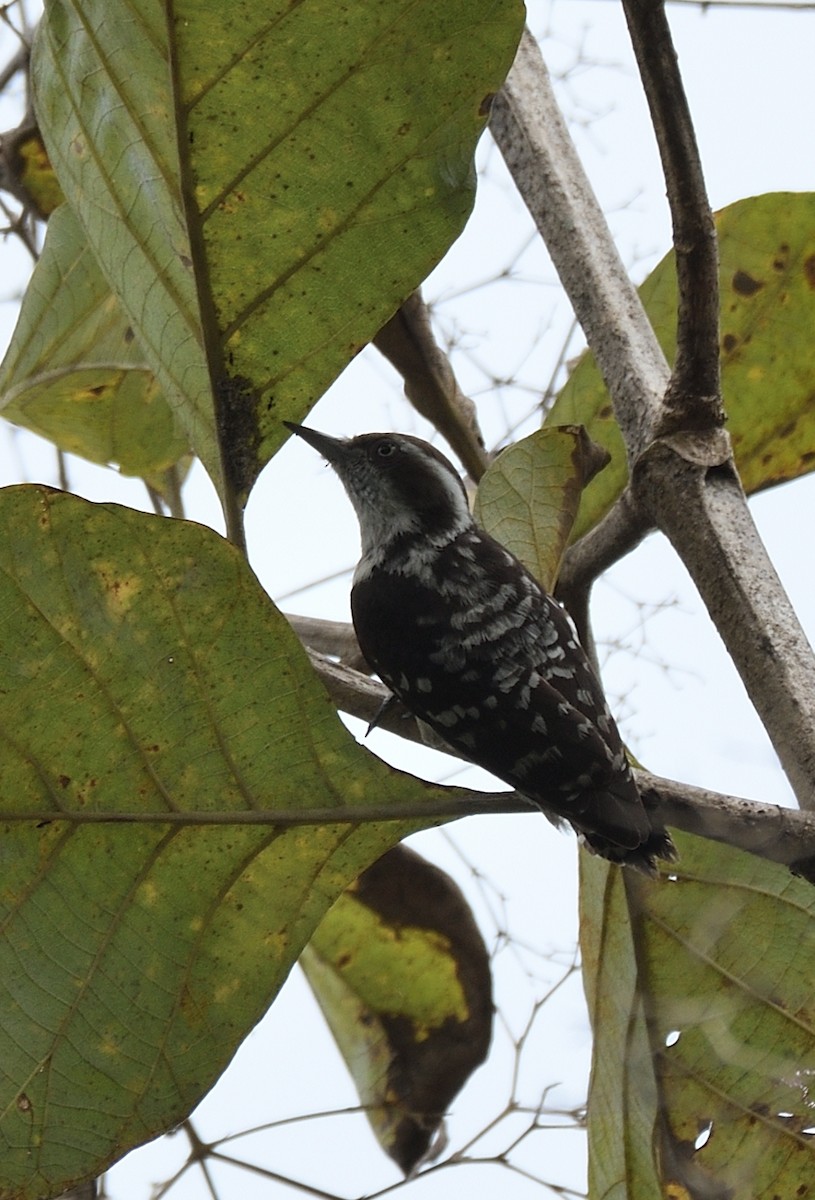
[{"x1": 286, "y1": 423, "x2": 675, "y2": 872}]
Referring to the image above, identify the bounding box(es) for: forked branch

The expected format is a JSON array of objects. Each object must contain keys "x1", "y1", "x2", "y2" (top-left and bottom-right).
[{"x1": 490, "y1": 18, "x2": 815, "y2": 809}]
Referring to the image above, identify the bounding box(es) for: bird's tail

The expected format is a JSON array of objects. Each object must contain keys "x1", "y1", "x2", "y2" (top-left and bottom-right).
[
  {"x1": 580, "y1": 824, "x2": 677, "y2": 875},
  {"x1": 569, "y1": 778, "x2": 677, "y2": 874}
]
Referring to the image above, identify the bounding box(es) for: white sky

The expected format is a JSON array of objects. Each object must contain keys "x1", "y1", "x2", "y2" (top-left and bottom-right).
[{"x1": 1, "y1": 1, "x2": 814, "y2": 1197}]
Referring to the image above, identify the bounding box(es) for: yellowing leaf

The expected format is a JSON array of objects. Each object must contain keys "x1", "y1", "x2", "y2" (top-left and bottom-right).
[
  {"x1": 173, "y1": 0, "x2": 523, "y2": 492},
  {"x1": 0, "y1": 206, "x2": 189, "y2": 476},
  {"x1": 303, "y1": 845, "x2": 492, "y2": 1173},
  {"x1": 13, "y1": 127, "x2": 65, "y2": 217},
  {"x1": 31, "y1": 0, "x2": 523, "y2": 502},
  {"x1": 0, "y1": 487, "x2": 456, "y2": 1197},
  {"x1": 549, "y1": 193, "x2": 815, "y2": 539}
]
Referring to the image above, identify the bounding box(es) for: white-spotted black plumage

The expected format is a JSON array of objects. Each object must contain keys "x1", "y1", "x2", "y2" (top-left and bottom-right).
[{"x1": 286, "y1": 424, "x2": 675, "y2": 871}]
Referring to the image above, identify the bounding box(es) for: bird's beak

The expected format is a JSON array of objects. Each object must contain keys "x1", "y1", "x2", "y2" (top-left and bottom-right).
[{"x1": 283, "y1": 421, "x2": 349, "y2": 466}]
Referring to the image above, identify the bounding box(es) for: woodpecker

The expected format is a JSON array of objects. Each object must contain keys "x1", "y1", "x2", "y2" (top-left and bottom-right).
[{"x1": 286, "y1": 423, "x2": 675, "y2": 872}]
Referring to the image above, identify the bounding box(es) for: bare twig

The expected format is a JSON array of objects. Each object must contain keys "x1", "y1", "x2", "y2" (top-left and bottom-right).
[
  {"x1": 0, "y1": 187, "x2": 38, "y2": 256},
  {"x1": 0, "y1": 44, "x2": 28, "y2": 92},
  {"x1": 373, "y1": 290, "x2": 490, "y2": 480},
  {"x1": 622, "y1": 0, "x2": 722, "y2": 433},
  {"x1": 558, "y1": 489, "x2": 652, "y2": 597},
  {"x1": 555, "y1": 485, "x2": 653, "y2": 649}
]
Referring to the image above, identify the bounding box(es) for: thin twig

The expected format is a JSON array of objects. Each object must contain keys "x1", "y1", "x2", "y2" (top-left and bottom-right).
[
  {"x1": 0, "y1": 44, "x2": 28, "y2": 91},
  {"x1": 555, "y1": 485, "x2": 654, "y2": 669},
  {"x1": 557, "y1": 486, "x2": 653, "y2": 602},
  {"x1": 622, "y1": 0, "x2": 723, "y2": 433}
]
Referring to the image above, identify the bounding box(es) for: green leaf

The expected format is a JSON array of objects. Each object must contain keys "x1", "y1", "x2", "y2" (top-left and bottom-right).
[
  {"x1": 548, "y1": 192, "x2": 815, "y2": 540},
  {"x1": 172, "y1": 0, "x2": 522, "y2": 490},
  {"x1": 31, "y1": 1, "x2": 215, "y2": 487},
  {"x1": 302, "y1": 844, "x2": 492, "y2": 1173},
  {"x1": 0, "y1": 206, "x2": 189, "y2": 476},
  {"x1": 0, "y1": 487, "x2": 453, "y2": 1197},
  {"x1": 580, "y1": 858, "x2": 664, "y2": 1200},
  {"x1": 473, "y1": 426, "x2": 610, "y2": 590},
  {"x1": 32, "y1": 0, "x2": 523, "y2": 502},
  {"x1": 581, "y1": 838, "x2": 815, "y2": 1199}
]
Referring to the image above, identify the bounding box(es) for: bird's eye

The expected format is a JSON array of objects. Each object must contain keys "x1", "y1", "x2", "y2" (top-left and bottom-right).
[{"x1": 375, "y1": 440, "x2": 397, "y2": 459}]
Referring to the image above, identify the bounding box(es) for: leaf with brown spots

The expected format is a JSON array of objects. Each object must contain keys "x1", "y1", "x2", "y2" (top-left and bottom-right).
[
  {"x1": 302, "y1": 844, "x2": 492, "y2": 1173},
  {"x1": 548, "y1": 192, "x2": 815, "y2": 539},
  {"x1": 0, "y1": 207, "x2": 189, "y2": 478},
  {"x1": 0, "y1": 486, "x2": 458, "y2": 1197},
  {"x1": 30, "y1": 0, "x2": 523, "y2": 504},
  {"x1": 582, "y1": 835, "x2": 815, "y2": 1200}
]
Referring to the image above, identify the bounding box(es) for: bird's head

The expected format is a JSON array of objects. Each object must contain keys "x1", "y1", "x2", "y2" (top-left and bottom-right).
[{"x1": 284, "y1": 424, "x2": 472, "y2": 559}]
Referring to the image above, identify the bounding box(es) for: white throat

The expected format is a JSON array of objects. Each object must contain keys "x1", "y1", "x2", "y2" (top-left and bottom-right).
[{"x1": 353, "y1": 509, "x2": 471, "y2": 583}]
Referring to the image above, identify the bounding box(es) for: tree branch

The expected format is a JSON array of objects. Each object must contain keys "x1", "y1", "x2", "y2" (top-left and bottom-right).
[
  {"x1": 635, "y1": 450, "x2": 815, "y2": 809},
  {"x1": 559, "y1": 487, "x2": 653, "y2": 597},
  {"x1": 555, "y1": 485, "x2": 653, "y2": 637},
  {"x1": 491, "y1": 23, "x2": 815, "y2": 812},
  {"x1": 286, "y1": 613, "x2": 368, "y2": 671},
  {"x1": 302, "y1": 573, "x2": 815, "y2": 862},
  {"x1": 489, "y1": 28, "x2": 670, "y2": 460},
  {"x1": 373, "y1": 290, "x2": 490, "y2": 481},
  {"x1": 619, "y1": 4, "x2": 815, "y2": 808},
  {"x1": 622, "y1": 0, "x2": 723, "y2": 432},
  {"x1": 637, "y1": 771, "x2": 815, "y2": 882},
  {"x1": 293, "y1": 643, "x2": 815, "y2": 881}
]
